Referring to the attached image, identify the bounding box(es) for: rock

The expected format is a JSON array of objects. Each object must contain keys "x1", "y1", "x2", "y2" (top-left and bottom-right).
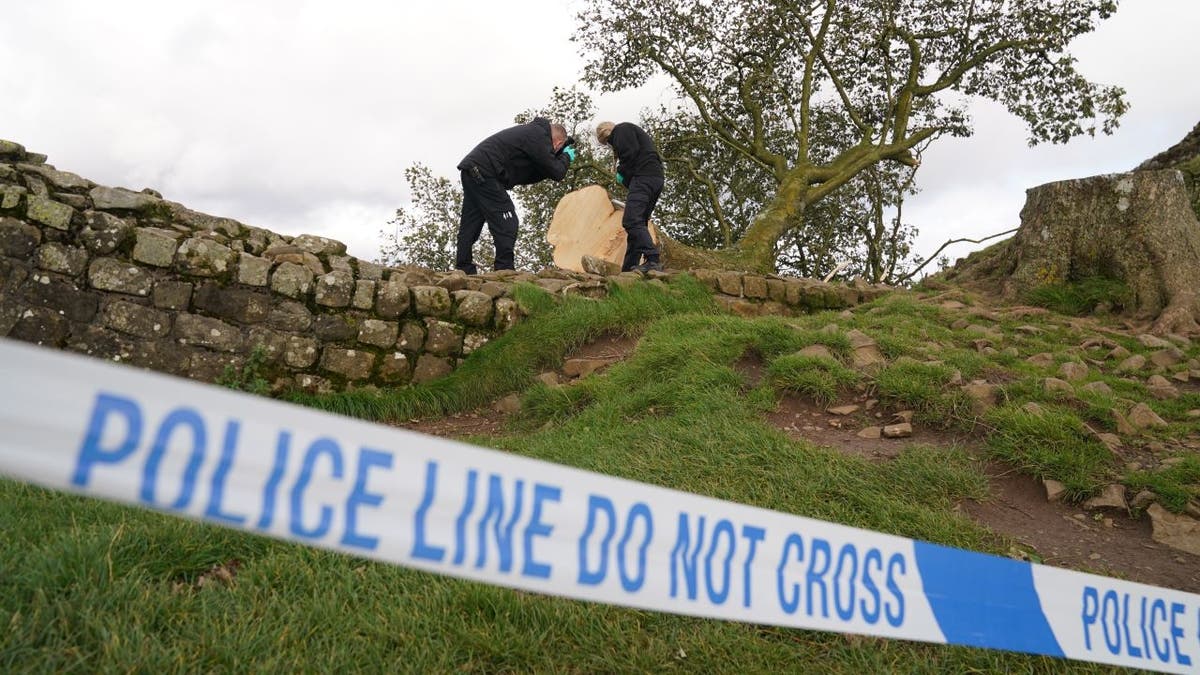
[
  {"x1": 962, "y1": 383, "x2": 999, "y2": 414},
  {"x1": 314, "y1": 271, "x2": 354, "y2": 308},
  {"x1": 284, "y1": 336, "x2": 319, "y2": 368},
  {"x1": 1138, "y1": 334, "x2": 1173, "y2": 349},
  {"x1": 1057, "y1": 361, "x2": 1089, "y2": 381},
  {"x1": 173, "y1": 314, "x2": 243, "y2": 352},
  {"x1": 1025, "y1": 353, "x2": 1055, "y2": 368},
  {"x1": 1127, "y1": 403, "x2": 1168, "y2": 429},
  {"x1": 1080, "y1": 381, "x2": 1112, "y2": 396},
  {"x1": 1172, "y1": 370, "x2": 1191, "y2": 383},
  {"x1": 1149, "y1": 348, "x2": 1185, "y2": 368},
  {"x1": 1022, "y1": 402, "x2": 1046, "y2": 417},
  {"x1": 846, "y1": 329, "x2": 886, "y2": 370},
  {"x1": 1147, "y1": 504, "x2": 1200, "y2": 557},
  {"x1": 291, "y1": 234, "x2": 346, "y2": 257},
  {"x1": 88, "y1": 257, "x2": 152, "y2": 296},
  {"x1": 175, "y1": 237, "x2": 236, "y2": 277},
  {"x1": 99, "y1": 301, "x2": 172, "y2": 339},
  {"x1": 796, "y1": 344, "x2": 835, "y2": 360},
  {"x1": 892, "y1": 410, "x2": 914, "y2": 424},
  {"x1": 90, "y1": 186, "x2": 161, "y2": 212},
  {"x1": 358, "y1": 319, "x2": 399, "y2": 348},
  {"x1": 1116, "y1": 354, "x2": 1147, "y2": 373},
  {"x1": 856, "y1": 426, "x2": 882, "y2": 439},
  {"x1": 1043, "y1": 377, "x2": 1073, "y2": 394},
  {"x1": 79, "y1": 211, "x2": 132, "y2": 254},
  {"x1": 237, "y1": 253, "x2": 272, "y2": 286},
  {"x1": 25, "y1": 195, "x2": 74, "y2": 230},
  {"x1": 453, "y1": 290, "x2": 494, "y2": 327},
  {"x1": 132, "y1": 227, "x2": 181, "y2": 267},
  {"x1": 1188, "y1": 410, "x2": 1200, "y2": 419},
  {"x1": 1095, "y1": 433, "x2": 1123, "y2": 453},
  {"x1": 377, "y1": 352, "x2": 412, "y2": 385},
  {"x1": 270, "y1": 262, "x2": 314, "y2": 299},
  {"x1": 1147, "y1": 374, "x2": 1180, "y2": 400},
  {"x1": 1130, "y1": 490, "x2": 1157, "y2": 510},
  {"x1": 827, "y1": 404, "x2": 860, "y2": 416},
  {"x1": 1043, "y1": 479, "x2": 1066, "y2": 503},
  {"x1": 535, "y1": 371, "x2": 560, "y2": 387},
  {"x1": 423, "y1": 319, "x2": 464, "y2": 356},
  {"x1": 1107, "y1": 346, "x2": 1131, "y2": 361},
  {"x1": 882, "y1": 422, "x2": 912, "y2": 439},
  {"x1": 1084, "y1": 484, "x2": 1127, "y2": 511},
  {"x1": 563, "y1": 358, "x2": 614, "y2": 379},
  {"x1": 320, "y1": 347, "x2": 375, "y2": 381},
  {"x1": 35, "y1": 242, "x2": 88, "y2": 276},
  {"x1": 412, "y1": 285, "x2": 452, "y2": 318},
  {"x1": 0, "y1": 217, "x2": 42, "y2": 257},
  {"x1": 1113, "y1": 409, "x2": 1136, "y2": 435},
  {"x1": 581, "y1": 254, "x2": 620, "y2": 276},
  {"x1": 493, "y1": 394, "x2": 522, "y2": 414}
]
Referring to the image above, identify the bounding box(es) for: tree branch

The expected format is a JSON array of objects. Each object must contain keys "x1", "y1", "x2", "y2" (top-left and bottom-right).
[{"x1": 893, "y1": 228, "x2": 1017, "y2": 285}]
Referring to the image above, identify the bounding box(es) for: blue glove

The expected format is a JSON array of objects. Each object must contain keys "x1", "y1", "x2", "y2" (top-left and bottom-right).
[
  {"x1": 564, "y1": 146, "x2": 576, "y2": 162},
  {"x1": 615, "y1": 172, "x2": 625, "y2": 186}
]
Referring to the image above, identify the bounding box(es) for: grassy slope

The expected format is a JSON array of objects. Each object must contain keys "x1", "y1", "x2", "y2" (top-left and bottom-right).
[{"x1": 5, "y1": 277, "x2": 1195, "y2": 672}]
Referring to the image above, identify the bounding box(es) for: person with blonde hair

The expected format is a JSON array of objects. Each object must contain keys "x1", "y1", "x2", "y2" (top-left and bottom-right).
[
  {"x1": 454, "y1": 117, "x2": 576, "y2": 274},
  {"x1": 596, "y1": 121, "x2": 664, "y2": 272}
]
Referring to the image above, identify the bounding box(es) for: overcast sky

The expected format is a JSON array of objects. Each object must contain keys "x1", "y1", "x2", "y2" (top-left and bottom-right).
[{"x1": 3, "y1": 1, "x2": 1197, "y2": 270}]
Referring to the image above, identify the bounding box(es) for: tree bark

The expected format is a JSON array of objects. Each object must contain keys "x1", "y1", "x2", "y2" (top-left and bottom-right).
[{"x1": 1003, "y1": 170, "x2": 1200, "y2": 335}]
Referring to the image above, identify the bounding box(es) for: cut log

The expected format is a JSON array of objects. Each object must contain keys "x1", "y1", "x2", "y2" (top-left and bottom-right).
[
  {"x1": 546, "y1": 185, "x2": 659, "y2": 273},
  {"x1": 1003, "y1": 170, "x2": 1200, "y2": 335}
]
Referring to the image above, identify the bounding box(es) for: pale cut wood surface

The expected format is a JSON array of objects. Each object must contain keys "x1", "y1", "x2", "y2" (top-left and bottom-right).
[{"x1": 546, "y1": 185, "x2": 659, "y2": 272}]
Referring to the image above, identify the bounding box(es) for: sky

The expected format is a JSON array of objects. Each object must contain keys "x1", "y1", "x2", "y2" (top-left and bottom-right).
[{"x1": 2, "y1": 1, "x2": 1198, "y2": 270}]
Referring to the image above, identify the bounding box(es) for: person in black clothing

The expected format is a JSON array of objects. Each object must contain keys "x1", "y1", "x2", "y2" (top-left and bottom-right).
[
  {"x1": 596, "y1": 121, "x2": 664, "y2": 272},
  {"x1": 454, "y1": 117, "x2": 575, "y2": 274}
]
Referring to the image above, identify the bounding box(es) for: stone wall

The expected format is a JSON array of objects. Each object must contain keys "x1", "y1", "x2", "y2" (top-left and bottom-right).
[{"x1": 0, "y1": 139, "x2": 888, "y2": 393}]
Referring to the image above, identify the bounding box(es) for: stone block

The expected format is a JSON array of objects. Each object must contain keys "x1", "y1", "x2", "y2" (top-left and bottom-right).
[
  {"x1": 193, "y1": 283, "x2": 270, "y2": 323},
  {"x1": 376, "y1": 278, "x2": 411, "y2": 318},
  {"x1": 188, "y1": 350, "x2": 245, "y2": 382},
  {"x1": 173, "y1": 314, "x2": 243, "y2": 352},
  {"x1": 237, "y1": 253, "x2": 272, "y2": 286},
  {"x1": 175, "y1": 237, "x2": 236, "y2": 277},
  {"x1": 377, "y1": 352, "x2": 412, "y2": 384},
  {"x1": 9, "y1": 306, "x2": 71, "y2": 346},
  {"x1": 352, "y1": 280, "x2": 376, "y2": 309},
  {"x1": 320, "y1": 347, "x2": 375, "y2": 381},
  {"x1": 35, "y1": 242, "x2": 89, "y2": 276},
  {"x1": 398, "y1": 320, "x2": 425, "y2": 352},
  {"x1": 25, "y1": 274, "x2": 99, "y2": 322},
  {"x1": 717, "y1": 271, "x2": 743, "y2": 296},
  {"x1": 79, "y1": 211, "x2": 132, "y2": 254},
  {"x1": 267, "y1": 300, "x2": 312, "y2": 332},
  {"x1": 18, "y1": 163, "x2": 91, "y2": 190},
  {"x1": 742, "y1": 275, "x2": 768, "y2": 299},
  {"x1": 314, "y1": 270, "x2": 353, "y2": 308},
  {"x1": 292, "y1": 234, "x2": 346, "y2": 256},
  {"x1": 453, "y1": 290, "x2": 494, "y2": 327},
  {"x1": 25, "y1": 195, "x2": 74, "y2": 230},
  {"x1": 494, "y1": 297, "x2": 518, "y2": 331},
  {"x1": 314, "y1": 314, "x2": 360, "y2": 342},
  {"x1": 100, "y1": 301, "x2": 172, "y2": 338},
  {"x1": 132, "y1": 227, "x2": 181, "y2": 267},
  {"x1": 246, "y1": 326, "x2": 287, "y2": 363},
  {"x1": 412, "y1": 285, "x2": 451, "y2": 317},
  {"x1": 271, "y1": 261, "x2": 314, "y2": 299},
  {"x1": 412, "y1": 354, "x2": 453, "y2": 384},
  {"x1": 153, "y1": 280, "x2": 193, "y2": 311},
  {"x1": 284, "y1": 336, "x2": 320, "y2": 368},
  {"x1": 424, "y1": 318, "x2": 464, "y2": 356},
  {"x1": 1, "y1": 185, "x2": 26, "y2": 210},
  {"x1": 357, "y1": 259, "x2": 383, "y2": 281},
  {"x1": 359, "y1": 319, "x2": 399, "y2": 348},
  {"x1": 0, "y1": 216, "x2": 41, "y2": 257},
  {"x1": 88, "y1": 257, "x2": 152, "y2": 296},
  {"x1": 463, "y1": 330, "x2": 490, "y2": 355},
  {"x1": 90, "y1": 186, "x2": 161, "y2": 211}
]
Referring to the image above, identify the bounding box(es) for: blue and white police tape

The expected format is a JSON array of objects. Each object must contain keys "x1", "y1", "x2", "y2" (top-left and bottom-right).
[{"x1": 1, "y1": 337, "x2": 1197, "y2": 673}]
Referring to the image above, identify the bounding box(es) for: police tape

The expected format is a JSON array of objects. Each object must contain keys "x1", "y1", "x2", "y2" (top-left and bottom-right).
[{"x1": 1, "y1": 338, "x2": 1197, "y2": 673}]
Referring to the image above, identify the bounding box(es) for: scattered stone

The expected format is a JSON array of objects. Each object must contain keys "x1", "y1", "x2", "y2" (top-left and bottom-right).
[
  {"x1": 1147, "y1": 504, "x2": 1200, "y2": 557},
  {"x1": 882, "y1": 422, "x2": 913, "y2": 439},
  {"x1": 892, "y1": 410, "x2": 914, "y2": 424},
  {"x1": 856, "y1": 426, "x2": 882, "y2": 439},
  {"x1": 1116, "y1": 354, "x2": 1146, "y2": 373},
  {"x1": 493, "y1": 394, "x2": 522, "y2": 414},
  {"x1": 827, "y1": 404, "x2": 860, "y2": 416},
  {"x1": 846, "y1": 329, "x2": 886, "y2": 370},
  {"x1": 1149, "y1": 348, "x2": 1185, "y2": 368},
  {"x1": 563, "y1": 358, "x2": 614, "y2": 379},
  {"x1": 1130, "y1": 490, "x2": 1157, "y2": 510},
  {"x1": 1106, "y1": 345, "x2": 1131, "y2": 361},
  {"x1": 1127, "y1": 403, "x2": 1168, "y2": 429},
  {"x1": 962, "y1": 382, "x2": 999, "y2": 414},
  {"x1": 1084, "y1": 484, "x2": 1127, "y2": 511},
  {"x1": 1015, "y1": 325, "x2": 1043, "y2": 335},
  {"x1": 1080, "y1": 381, "x2": 1112, "y2": 396},
  {"x1": 1043, "y1": 479, "x2": 1066, "y2": 503},
  {"x1": 1187, "y1": 410, "x2": 1200, "y2": 419},
  {"x1": 796, "y1": 344, "x2": 835, "y2": 360},
  {"x1": 1113, "y1": 409, "x2": 1136, "y2": 436},
  {"x1": 536, "y1": 371, "x2": 560, "y2": 387},
  {"x1": 1147, "y1": 375, "x2": 1180, "y2": 400},
  {"x1": 1026, "y1": 353, "x2": 1055, "y2": 368},
  {"x1": 1043, "y1": 377, "x2": 1073, "y2": 394},
  {"x1": 1095, "y1": 433, "x2": 1123, "y2": 453},
  {"x1": 1137, "y1": 334, "x2": 1172, "y2": 349},
  {"x1": 1022, "y1": 402, "x2": 1046, "y2": 417},
  {"x1": 1172, "y1": 370, "x2": 1190, "y2": 384},
  {"x1": 1057, "y1": 361, "x2": 1089, "y2": 381}
]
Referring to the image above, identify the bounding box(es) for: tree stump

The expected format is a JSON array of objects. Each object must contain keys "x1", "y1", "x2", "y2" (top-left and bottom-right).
[
  {"x1": 1003, "y1": 170, "x2": 1200, "y2": 334},
  {"x1": 546, "y1": 186, "x2": 659, "y2": 273}
]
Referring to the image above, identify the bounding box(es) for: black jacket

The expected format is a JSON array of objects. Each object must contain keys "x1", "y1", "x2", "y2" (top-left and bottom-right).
[
  {"x1": 609, "y1": 122, "x2": 664, "y2": 181},
  {"x1": 457, "y1": 117, "x2": 569, "y2": 190}
]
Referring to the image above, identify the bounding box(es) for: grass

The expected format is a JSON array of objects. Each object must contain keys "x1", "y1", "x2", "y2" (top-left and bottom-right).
[
  {"x1": 1024, "y1": 277, "x2": 1133, "y2": 316},
  {"x1": 2, "y1": 276, "x2": 1193, "y2": 672}
]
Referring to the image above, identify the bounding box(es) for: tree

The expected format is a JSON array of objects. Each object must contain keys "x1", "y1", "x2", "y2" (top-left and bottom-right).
[
  {"x1": 575, "y1": 0, "x2": 1128, "y2": 273},
  {"x1": 378, "y1": 163, "x2": 466, "y2": 270}
]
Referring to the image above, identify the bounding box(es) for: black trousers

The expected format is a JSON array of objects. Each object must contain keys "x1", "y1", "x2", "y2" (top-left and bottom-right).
[
  {"x1": 621, "y1": 175, "x2": 664, "y2": 271},
  {"x1": 456, "y1": 168, "x2": 518, "y2": 274}
]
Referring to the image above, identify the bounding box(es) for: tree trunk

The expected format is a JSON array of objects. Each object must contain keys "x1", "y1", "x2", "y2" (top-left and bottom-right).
[{"x1": 1003, "y1": 170, "x2": 1200, "y2": 335}]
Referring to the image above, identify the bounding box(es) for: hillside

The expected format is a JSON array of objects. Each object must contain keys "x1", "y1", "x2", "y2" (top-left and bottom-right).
[{"x1": 2, "y1": 140, "x2": 1200, "y2": 671}]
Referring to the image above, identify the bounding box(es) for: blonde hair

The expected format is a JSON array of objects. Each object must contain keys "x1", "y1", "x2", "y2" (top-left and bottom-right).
[{"x1": 595, "y1": 121, "x2": 615, "y2": 144}]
